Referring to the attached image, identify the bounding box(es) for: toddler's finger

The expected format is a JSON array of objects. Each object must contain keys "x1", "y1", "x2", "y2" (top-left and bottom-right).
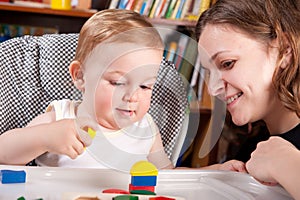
[
  {"x1": 67, "y1": 148, "x2": 80, "y2": 160},
  {"x1": 74, "y1": 117, "x2": 99, "y2": 147},
  {"x1": 73, "y1": 140, "x2": 85, "y2": 155}
]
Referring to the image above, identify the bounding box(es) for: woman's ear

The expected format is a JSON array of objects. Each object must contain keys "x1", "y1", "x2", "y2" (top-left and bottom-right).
[
  {"x1": 280, "y1": 46, "x2": 292, "y2": 69},
  {"x1": 279, "y1": 34, "x2": 292, "y2": 69},
  {"x1": 69, "y1": 61, "x2": 85, "y2": 91}
]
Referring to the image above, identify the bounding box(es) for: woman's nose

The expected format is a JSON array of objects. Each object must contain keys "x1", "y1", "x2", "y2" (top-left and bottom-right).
[{"x1": 208, "y1": 71, "x2": 225, "y2": 98}]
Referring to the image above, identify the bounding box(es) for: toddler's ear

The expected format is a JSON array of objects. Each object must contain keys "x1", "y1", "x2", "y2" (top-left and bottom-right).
[{"x1": 69, "y1": 61, "x2": 85, "y2": 91}]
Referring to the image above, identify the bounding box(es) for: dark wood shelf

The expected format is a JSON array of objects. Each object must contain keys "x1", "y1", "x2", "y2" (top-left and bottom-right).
[
  {"x1": 148, "y1": 17, "x2": 197, "y2": 27},
  {"x1": 0, "y1": 2, "x2": 96, "y2": 33},
  {"x1": 0, "y1": 2, "x2": 96, "y2": 17}
]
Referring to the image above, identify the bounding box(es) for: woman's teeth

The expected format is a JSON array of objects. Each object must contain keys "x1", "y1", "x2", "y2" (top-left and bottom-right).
[{"x1": 227, "y1": 92, "x2": 243, "y2": 104}]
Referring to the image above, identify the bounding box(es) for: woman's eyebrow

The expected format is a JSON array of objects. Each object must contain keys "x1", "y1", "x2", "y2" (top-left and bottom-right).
[{"x1": 210, "y1": 50, "x2": 229, "y2": 62}]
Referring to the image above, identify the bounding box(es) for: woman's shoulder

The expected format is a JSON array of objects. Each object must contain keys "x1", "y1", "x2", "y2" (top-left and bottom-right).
[{"x1": 279, "y1": 123, "x2": 300, "y2": 149}]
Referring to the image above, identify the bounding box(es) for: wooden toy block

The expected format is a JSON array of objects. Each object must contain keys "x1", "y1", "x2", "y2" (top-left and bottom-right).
[
  {"x1": 113, "y1": 195, "x2": 139, "y2": 200},
  {"x1": 1, "y1": 170, "x2": 26, "y2": 184},
  {"x1": 149, "y1": 197, "x2": 176, "y2": 200},
  {"x1": 130, "y1": 190, "x2": 156, "y2": 195},
  {"x1": 103, "y1": 188, "x2": 130, "y2": 194},
  {"x1": 87, "y1": 127, "x2": 96, "y2": 139},
  {"x1": 130, "y1": 161, "x2": 158, "y2": 176},
  {"x1": 129, "y1": 183, "x2": 155, "y2": 192},
  {"x1": 131, "y1": 175, "x2": 157, "y2": 186}
]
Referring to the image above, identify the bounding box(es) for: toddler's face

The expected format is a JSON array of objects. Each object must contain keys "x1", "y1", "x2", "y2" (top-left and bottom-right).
[{"x1": 92, "y1": 48, "x2": 162, "y2": 130}]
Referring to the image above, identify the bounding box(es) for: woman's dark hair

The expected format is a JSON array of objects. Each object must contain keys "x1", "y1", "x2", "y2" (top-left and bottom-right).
[{"x1": 196, "y1": 0, "x2": 300, "y2": 117}]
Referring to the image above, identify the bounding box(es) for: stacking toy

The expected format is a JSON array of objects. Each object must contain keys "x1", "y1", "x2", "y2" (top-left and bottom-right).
[{"x1": 129, "y1": 161, "x2": 158, "y2": 194}]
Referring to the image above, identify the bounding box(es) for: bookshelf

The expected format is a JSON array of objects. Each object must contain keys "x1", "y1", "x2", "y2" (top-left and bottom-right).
[{"x1": 108, "y1": 0, "x2": 211, "y2": 25}]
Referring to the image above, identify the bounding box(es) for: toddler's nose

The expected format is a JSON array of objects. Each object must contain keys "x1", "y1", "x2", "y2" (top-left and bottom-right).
[{"x1": 123, "y1": 88, "x2": 139, "y2": 102}]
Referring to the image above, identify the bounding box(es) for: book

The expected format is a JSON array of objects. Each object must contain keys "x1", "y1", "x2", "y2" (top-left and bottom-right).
[
  {"x1": 180, "y1": 0, "x2": 192, "y2": 19},
  {"x1": 142, "y1": 0, "x2": 155, "y2": 16},
  {"x1": 148, "y1": 0, "x2": 160, "y2": 18},
  {"x1": 159, "y1": 0, "x2": 171, "y2": 18},
  {"x1": 173, "y1": 34, "x2": 189, "y2": 69},
  {"x1": 0, "y1": 23, "x2": 58, "y2": 43},
  {"x1": 178, "y1": 38, "x2": 198, "y2": 83},
  {"x1": 154, "y1": 0, "x2": 167, "y2": 17},
  {"x1": 108, "y1": 0, "x2": 120, "y2": 8},
  {"x1": 118, "y1": 0, "x2": 130, "y2": 9},
  {"x1": 170, "y1": 0, "x2": 181, "y2": 19},
  {"x1": 133, "y1": 0, "x2": 144, "y2": 13},
  {"x1": 197, "y1": 66, "x2": 206, "y2": 101},
  {"x1": 190, "y1": 53, "x2": 201, "y2": 88},
  {"x1": 164, "y1": 0, "x2": 177, "y2": 19},
  {"x1": 191, "y1": 0, "x2": 202, "y2": 15},
  {"x1": 139, "y1": 0, "x2": 147, "y2": 14},
  {"x1": 125, "y1": 0, "x2": 136, "y2": 10},
  {"x1": 165, "y1": 41, "x2": 178, "y2": 63},
  {"x1": 175, "y1": 0, "x2": 187, "y2": 19},
  {"x1": 185, "y1": 0, "x2": 201, "y2": 21},
  {"x1": 199, "y1": 0, "x2": 211, "y2": 15}
]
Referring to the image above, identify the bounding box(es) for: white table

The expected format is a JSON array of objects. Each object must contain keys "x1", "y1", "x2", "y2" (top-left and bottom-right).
[{"x1": 0, "y1": 165, "x2": 293, "y2": 200}]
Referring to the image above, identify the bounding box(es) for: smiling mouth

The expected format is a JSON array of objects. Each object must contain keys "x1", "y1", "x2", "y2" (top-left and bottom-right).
[{"x1": 226, "y1": 92, "x2": 243, "y2": 105}]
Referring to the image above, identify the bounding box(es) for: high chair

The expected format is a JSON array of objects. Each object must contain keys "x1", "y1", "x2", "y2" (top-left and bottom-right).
[{"x1": 0, "y1": 34, "x2": 189, "y2": 166}]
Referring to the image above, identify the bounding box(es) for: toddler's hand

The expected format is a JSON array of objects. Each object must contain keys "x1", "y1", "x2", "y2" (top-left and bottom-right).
[
  {"x1": 74, "y1": 117, "x2": 99, "y2": 147},
  {"x1": 218, "y1": 159, "x2": 247, "y2": 172},
  {"x1": 40, "y1": 119, "x2": 86, "y2": 159},
  {"x1": 40, "y1": 118, "x2": 97, "y2": 159},
  {"x1": 201, "y1": 159, "x2": 246, "y2": 172}
]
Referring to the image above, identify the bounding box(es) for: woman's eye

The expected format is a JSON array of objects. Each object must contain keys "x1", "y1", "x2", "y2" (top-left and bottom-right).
[{"x1": 221, "y1": 60, "x2": 235, "y2": 69}]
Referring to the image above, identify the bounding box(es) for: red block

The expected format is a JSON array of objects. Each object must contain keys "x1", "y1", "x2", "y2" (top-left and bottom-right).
[
  {"x1": 128, "y1": 183, "x2": 155, "y2": 192},
  {"x1": 149, "y1": 196, "x2": 176, "y2": 200},
  {"x1": 102, "y1": 188, "x2": 130, "y2": 194}
]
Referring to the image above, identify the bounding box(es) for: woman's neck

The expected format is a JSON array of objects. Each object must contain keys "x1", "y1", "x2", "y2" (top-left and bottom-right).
[{"x1": 265, "y1": 107, "x2": 300, "y2": 135}]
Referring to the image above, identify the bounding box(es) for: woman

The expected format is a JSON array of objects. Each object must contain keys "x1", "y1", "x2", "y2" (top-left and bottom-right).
[{"x1": 196, "y1": 0, "x2": 300, "y2": 198}]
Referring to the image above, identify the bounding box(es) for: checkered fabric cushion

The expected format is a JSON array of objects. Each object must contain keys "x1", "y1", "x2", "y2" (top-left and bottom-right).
[
  {"x1": 148, "y1": 59, "x2": 188, "y2": 160},
  {"x1": 0, "y1": 34, "x2": 81, "y2": 134},
  {"x1": 39, "y1": 34, "x2": 82, "y2": 101},
  {"x1": 0, "y1": 34, "x2": 188, "y2": 161}
]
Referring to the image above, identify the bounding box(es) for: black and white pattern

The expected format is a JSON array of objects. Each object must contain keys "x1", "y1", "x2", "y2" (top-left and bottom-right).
[
  {"x1": 0, "y1": 34, "x2": 81, "y2": 134},
  {"x1": 0, "y1": 34, "x2": 188, "y2": 163},
  {"x1": 148, "y1": 58, "x2": 188, "y2": 160}
]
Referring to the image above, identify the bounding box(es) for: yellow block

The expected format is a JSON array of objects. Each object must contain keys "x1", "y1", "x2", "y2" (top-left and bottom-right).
[
  {"x1": 87, "y1": 128, "x2": 96, "y2": 139},
  {"x1": 130, "y1": 161, "x2": 158, "y2": 176},
  {"x1": 51, "y1": 0, "x2": 72, "y2": 10}
]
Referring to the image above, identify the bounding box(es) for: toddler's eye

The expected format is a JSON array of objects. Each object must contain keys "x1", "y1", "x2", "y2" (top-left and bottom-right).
[
  {"x1": 140, "y1": 85, "x2": 152, "y2": 90},
  {"x1": 221, "y1": 60, "x2": 235, "y2": 70},
  {"x1": 110, "y1": 81, "x2": 125, "y2": 86}
]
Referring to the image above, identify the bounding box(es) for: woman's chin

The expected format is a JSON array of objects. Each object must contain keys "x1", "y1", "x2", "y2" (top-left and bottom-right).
[{"x1": 231, "y1": 116, "x2": 248, "y2": 127}]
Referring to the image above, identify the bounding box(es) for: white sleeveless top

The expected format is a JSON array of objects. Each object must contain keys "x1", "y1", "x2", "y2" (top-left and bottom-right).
[{"x1": 35, "y1": 99, "x2": 157, "y2": 170}]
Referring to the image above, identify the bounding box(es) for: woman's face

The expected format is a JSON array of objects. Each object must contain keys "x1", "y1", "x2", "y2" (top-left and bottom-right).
[{"x1": 198, "y1": 24, "x2": 280, "y2": 126}]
